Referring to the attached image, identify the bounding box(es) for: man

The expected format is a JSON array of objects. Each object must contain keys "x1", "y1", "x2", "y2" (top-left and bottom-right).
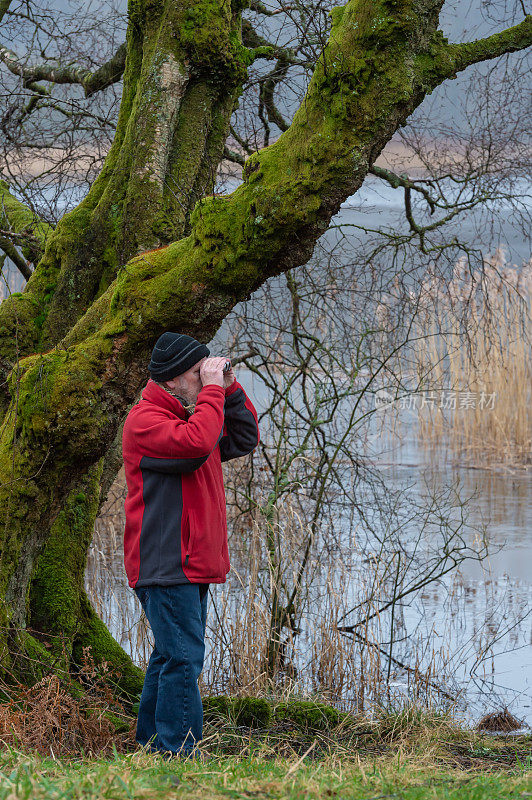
[{"x1": 122, "y1": 332, "x2": 259, "y2": 758}]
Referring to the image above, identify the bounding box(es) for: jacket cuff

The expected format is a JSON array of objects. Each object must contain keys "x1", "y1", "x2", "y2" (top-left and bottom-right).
[
  {"x1": 199, "y1": 384, "x2": 226, "y2": 397},
  {"x1": 224, "y1": 379, "x2": 240, "y2": 396}
]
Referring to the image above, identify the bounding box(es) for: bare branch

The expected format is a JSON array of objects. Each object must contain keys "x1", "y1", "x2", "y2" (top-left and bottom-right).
[
  {"x1": 229, "y1": 126, "x2": 254, "y2": 156},
  {"x1": 260, "y1": 57, "x2": 290, "y2": 137},
  {"x1": 369, "y1": 166, "x2": 437, "y2": 213},
  {"x1": 0, "y1": 228, "x2": 41, "y2": 248},
  {"x1": 0, "y1": 42, "x2": 126, "y2": 97},
  {"x1": 0, "y1": 235, "x2": 31, "y2": 280}
]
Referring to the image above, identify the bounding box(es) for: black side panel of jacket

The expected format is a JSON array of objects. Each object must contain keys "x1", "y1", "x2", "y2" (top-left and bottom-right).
[
  {"x1": 137, "y1": 467, "x2": 189, "y2": 585},
  {"x1": 140, "y1": 454, "x2": 209, "y2": 473},
  {"x1": 220, "y1": 387, "x2": 259, "y2": 462}
]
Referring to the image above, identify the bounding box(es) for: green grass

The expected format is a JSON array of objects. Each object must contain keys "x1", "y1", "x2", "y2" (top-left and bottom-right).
[
  {"x1": 0, "y1": 711, "x2": 530, "y2": 800},
  {"x1": 0, "y1": 747, "x2": 530, "y2": 800},
  {"x1": 0, "y1": 691, "x2": 530, "y2": 798}
]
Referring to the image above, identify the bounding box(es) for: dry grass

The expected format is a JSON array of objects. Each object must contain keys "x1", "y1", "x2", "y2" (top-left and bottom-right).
[
  {"x1": 0, "y1": 649, "x2": 134, "y2": 757},
  {"x1": 0, "y1": 715, "x2": 529, "y2": 800},
  {"x1": 412, "y1": 251, "x2": 532, "y2": 468},
  {"x1": 88, "y1": 470, "x2": 473, "y2": 719},
  {"x1": 0, "y1": 666, "x2": 529, "y2": 782}
]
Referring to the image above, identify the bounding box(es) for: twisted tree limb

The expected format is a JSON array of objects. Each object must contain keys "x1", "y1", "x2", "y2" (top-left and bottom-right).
[
  {"x1": 449, "y1": 15, "x2": 531, "y2": 73},
  {"x1": 0, "y1": 181, "x2": 53, "y2": 273},
  {"x1": 0, "y1": 42, "x2": 127, "y2": 97}
]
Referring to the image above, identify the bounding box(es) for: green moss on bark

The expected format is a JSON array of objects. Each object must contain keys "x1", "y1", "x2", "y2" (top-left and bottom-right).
[
  {"x1": 8, "y1": 349, "x2": 107, "y2": 454},
  {"x1": 27, "y1": 460, "x2": 143, "y2": 704},
  {"x1": 0, "y1": 181, "x2": 52, "y2": 260},
  {"x1": 8, "y1": 629, "x2": 61, "y2": 685},
  {"x1": 29, "y1": 463, "x2": 103, "y2": 643},
  {"x1": 72, "y1": 594, "x2": 144, "y2": 703},
  {"x1": 173, "y1": 0, "x2": 248, "y2": 86}
]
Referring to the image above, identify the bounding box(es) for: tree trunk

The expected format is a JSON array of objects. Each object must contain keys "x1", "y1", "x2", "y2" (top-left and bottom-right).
[
  {"x1": 0, "y1": 0, "x2": 244, "y2": 699},
  {"x1": 0, "y1": 0, "x2": 529, "y2": 699}
]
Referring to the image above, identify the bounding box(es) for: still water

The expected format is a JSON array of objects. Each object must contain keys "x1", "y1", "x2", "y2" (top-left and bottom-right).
[
  {"x1": 368, "y1": 418, "x2": 531, "y2": 728},
  {"x1": 239, "y1": 369, "x2": 532, "y2": 728}
]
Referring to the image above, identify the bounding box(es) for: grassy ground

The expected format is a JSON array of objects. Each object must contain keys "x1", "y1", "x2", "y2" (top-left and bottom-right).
[
  {"x1": 0, "y1": 703, "x2": 530, "y2": 799},
  {"x1": 0, "y1": 749, "x2": 530, "y2": 800}
]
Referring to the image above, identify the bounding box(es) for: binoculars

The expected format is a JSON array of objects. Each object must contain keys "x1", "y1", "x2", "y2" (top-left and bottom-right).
[{"x1": 223, "y1": 360, "x2": 231, "y2": 373}]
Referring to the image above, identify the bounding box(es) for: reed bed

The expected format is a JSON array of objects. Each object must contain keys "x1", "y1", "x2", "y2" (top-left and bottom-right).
[
  {"x1": 86, "y1": 466, "x2": 486, "y2": 720},
  {"x1": 411, "y1": 251, "x2": 531, "y2": 469}
]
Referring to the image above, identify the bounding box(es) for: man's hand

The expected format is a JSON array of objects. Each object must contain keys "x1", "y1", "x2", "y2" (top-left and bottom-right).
[{"x1": 200, "y1": 357, "x2": 227, "y2": 388}]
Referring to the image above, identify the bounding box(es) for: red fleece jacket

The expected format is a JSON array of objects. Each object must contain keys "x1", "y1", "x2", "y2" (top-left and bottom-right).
[{"x1": 122, "y1": 378, "x2": 259, "y2": 588}]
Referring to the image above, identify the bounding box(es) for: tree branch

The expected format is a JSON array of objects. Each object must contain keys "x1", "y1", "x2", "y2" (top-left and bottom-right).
[
  {"x1": 448, "y1": 15, "x2": 532, "y2": 75},
  {"x1": 0, "y1": 236, "x2": 31, "y2": 280},
  {"x1": 369, "y1": 166, "x2": 436, "y2": 213},
  {"x1": 229, "y1": 126, "x2": 254, "y2": 156},
  {"x1": 223, "y1": 146, "x2": 245, "y2": 166},
  {"x1": 0, "y1": 180, "x2": 53, "y2": 268},
  {"x1": 102, "y1": 7, "x2": 531, "y2": 348},
  {"x1": 242, "y1": 19, "x2": 308, "y2": 65},
  {"x1": 0, "y1": 42, "x2": 126, "y2": 97},
  {"x1": 247, "y1": 0, "x2": 274, "y2": 14},
  {"x1": 259, "y1": 56, "x2": 291, "y2": 138},
  {"x1": 246, "y1": 0, "x2": 296, "y2": 15}
]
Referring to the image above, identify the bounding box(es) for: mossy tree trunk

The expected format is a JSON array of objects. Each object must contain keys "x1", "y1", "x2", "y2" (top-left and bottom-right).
[{"x1": 0, "y1": 0, "x2": 529, "y2": 699}]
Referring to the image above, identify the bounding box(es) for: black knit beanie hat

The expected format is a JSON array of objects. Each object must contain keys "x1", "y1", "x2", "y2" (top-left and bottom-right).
[{"x1": 148, "y1": 333, "x2": 210, "y2": 382}]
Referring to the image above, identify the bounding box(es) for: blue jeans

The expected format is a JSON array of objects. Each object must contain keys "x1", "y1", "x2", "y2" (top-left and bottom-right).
[{"x1": 134, "y1": 583, "x2": 209, "y2": 756}]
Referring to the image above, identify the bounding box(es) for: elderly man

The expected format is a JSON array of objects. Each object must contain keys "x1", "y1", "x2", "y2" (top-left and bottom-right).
[{"x1": 122, "y1": 332, "x2": 259, "y2": 759}]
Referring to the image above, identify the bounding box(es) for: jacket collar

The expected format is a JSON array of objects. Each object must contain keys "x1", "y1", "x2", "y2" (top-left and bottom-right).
[{"x1": 141, "y1": 379, "x2": 189, "y2": 418}]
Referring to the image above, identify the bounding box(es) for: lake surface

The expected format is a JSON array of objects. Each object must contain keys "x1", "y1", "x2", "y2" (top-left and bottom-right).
[
  {"x1": 367, "y1": 419, "x2": 531, "y2": 728},
  {"x1": 237, "y1": 369, "x2": 532, "y2": 727}
]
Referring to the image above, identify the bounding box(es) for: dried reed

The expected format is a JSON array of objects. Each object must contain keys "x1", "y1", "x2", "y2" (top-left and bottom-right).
[
  {"x1": 412, "y1": 251, "x2": 531, "y2": 468},
  {"x1": 87, "y1": 470, "x2": 465, "y2": 718}
]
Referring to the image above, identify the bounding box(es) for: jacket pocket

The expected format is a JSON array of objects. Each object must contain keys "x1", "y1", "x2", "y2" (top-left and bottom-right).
[
  {"x1": 184, "y1": 511, "x2": 195, "y2": 566},
  {"x1": 184, "y1": 508, "x2": 224, "y2": 576}
]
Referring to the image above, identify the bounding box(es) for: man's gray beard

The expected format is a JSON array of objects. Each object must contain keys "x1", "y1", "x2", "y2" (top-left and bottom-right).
[{"x1": 155, "y1": 381, "x2": 196, "y2": 413}]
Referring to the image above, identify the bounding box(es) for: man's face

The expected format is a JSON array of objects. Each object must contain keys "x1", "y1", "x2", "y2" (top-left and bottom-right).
[{"x1": 164, "y1": 357, "x2": 206, "y2": 404}]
